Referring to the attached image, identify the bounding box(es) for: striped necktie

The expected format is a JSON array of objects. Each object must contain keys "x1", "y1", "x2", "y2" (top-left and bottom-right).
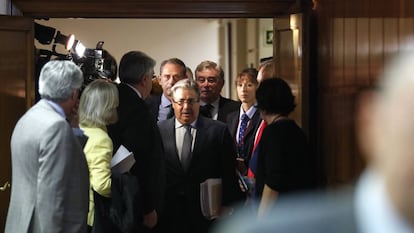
[{"x1": 238, "y1": 113, "x2": 249, "y2": 158}]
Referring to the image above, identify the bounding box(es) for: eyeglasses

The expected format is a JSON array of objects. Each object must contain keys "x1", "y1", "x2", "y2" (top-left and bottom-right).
[{"x1": 172, "y1": 98, "x2": 199, "y2": 106}]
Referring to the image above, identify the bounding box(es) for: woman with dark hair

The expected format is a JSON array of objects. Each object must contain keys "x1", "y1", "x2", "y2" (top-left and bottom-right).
[{"x1": 254, "y1": 78, "x2": 315, "y2": 217}]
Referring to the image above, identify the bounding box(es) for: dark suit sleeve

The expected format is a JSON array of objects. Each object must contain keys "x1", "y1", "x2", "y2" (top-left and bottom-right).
[
  {"x1": 219, "y1": 126, "x2": 245, "y2": 206},
  {"x1": 128, "y1": 112, "x2": 164, "y2": 214},
  {"x1": 108, "y1": 85, "x2": 165, "y2": 215}
]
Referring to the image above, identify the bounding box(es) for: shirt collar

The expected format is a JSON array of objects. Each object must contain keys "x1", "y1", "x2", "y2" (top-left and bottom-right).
[
  {"x1": 355, "y1": 169, "x2": 414, "y2": 233},
  {"x1": 46, "y1": 100, "x2": 66, "y2": 119},
  {"x1": 161, "y1": 93, "x2": 172, "y2": 108},
  {"x1": 126, "y1": 83, "x2": 142, "y2": 99},
  {"x1": 175, "y1": 119, "x2": 197, "y2": 129},
  {"x1": 239, "y1": 104, "x2": 257, "y2": 119},
  {"x1": 200, "y1": 96, "x2": 220, "y2": 109}
]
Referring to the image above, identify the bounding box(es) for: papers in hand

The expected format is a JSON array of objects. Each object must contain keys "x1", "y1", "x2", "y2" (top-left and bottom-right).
[
  {"x1": 111, "y1": 145, "x2": 135, "y2": 174},
  {"x1": 200, "y1": 178, "x2": 222, "y2": 220}
]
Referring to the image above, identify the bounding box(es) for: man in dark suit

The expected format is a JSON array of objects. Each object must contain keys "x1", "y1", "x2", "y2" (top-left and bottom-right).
[
  {"x1": 146, "y1": 58, "x2": 188, "y2": 121},
  {"x1": 107, "y1": 51, "x2": 164, "y2": 231},
  {"x1": 214, "y1": 51, "x2": 414, "y2": 233},
  {"x1": 195, "y1": 60, "x2": 240, "y2": 123},
  {"x1": 157, "y1": 79, "x2": 243, "y2": 233}
]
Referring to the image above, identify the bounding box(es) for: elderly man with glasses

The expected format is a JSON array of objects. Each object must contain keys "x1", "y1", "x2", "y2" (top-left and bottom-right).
[{"x1": 156, "y1": 79, "x2": 244, "y2": 233}]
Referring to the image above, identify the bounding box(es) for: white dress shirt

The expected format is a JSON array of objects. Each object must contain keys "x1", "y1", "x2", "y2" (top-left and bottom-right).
[{"x1": 355, "y1": 169, "x2": 414, "y2": 233}]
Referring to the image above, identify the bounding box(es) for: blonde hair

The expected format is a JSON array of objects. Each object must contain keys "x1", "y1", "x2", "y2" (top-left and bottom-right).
[{"x1": 79, "y1": 79, "x2": 119, "y2": 127}]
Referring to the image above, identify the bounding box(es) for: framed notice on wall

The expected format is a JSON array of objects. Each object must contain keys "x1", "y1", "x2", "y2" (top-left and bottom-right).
[{"x1": 265, "y1": 30, "x2": 273, "y2": 45}]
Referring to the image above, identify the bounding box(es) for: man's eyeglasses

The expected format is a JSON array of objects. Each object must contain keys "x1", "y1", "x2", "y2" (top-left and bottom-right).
[{"x1": 172, "y1": 98, "x2": 199, "y2": 106}]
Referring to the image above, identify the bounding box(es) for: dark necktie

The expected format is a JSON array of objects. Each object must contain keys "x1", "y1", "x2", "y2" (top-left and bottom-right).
[
  {"x1": 238, "y1": 114, "x2": 249, "y2": 144},
  {"x1": 167, "y1": 104, "x2": 174, "y2": 119},
  {"x1": 181, "y1": 125, "x2": 192, "y2": 170},
  {"x1": 200, "y1": 104, "x2": 213, "y2": 118},
  {"x1": 238, "y1": 113, "x2": 250, "y2": 158}
]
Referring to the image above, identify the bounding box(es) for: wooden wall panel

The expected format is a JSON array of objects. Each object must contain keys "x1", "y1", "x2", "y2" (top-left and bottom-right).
[
  {"x1": 369, "y1": 18, "x2": 384, "y2": 80},
  {"x1": 356, "y1": 19, "x2": 370, "y2": 86},
  {"x1": 0, "y1": 16, "x2": 34, "y2": 231},
  {"x1": 315, "y1": 0, "x2": 414, "y2": 186}
]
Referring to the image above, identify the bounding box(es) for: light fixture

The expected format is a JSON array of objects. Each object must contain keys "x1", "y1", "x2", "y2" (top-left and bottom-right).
[
  {"x1": 72, "y1": 40, "x2": 86, "y2": 58},
  {"x1": 54, "y1": 31, "x2": 75, "y2": 51}
]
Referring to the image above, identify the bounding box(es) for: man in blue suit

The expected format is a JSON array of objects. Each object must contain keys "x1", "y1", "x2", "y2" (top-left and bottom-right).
[{"x1": 146, "y1": 58, "x2": 188, "y2": 121}]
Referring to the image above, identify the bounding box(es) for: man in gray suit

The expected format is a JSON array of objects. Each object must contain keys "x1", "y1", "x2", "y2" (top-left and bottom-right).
[
  {"x1": 213, "y1": 51, "x2": 414, "y2": 233},
  {"x1": 5, "y1": 60, "x2": 89, "y2": 233}
]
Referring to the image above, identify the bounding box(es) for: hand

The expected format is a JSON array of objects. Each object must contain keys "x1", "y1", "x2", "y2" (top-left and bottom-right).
[
  {"x1": 143, "y1": 209, "x2": 157, "y2": 229},
  {"x1": 67, "y1": 102, "x2": 80, "y2": 128},
  {"x1": 238, "y1": 176, "x2": 255, "y2": 194}
]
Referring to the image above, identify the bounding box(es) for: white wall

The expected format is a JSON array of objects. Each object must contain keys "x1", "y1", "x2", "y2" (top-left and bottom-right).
[
  {"x1": 0, "y1": 0, "x2": 21, "y2": 15},
  {"x1": 259, "y1": 18, "x2": 273, "y2": 60},
  {"x1": 35, "y1": 18, "x2": 220, "y2": 79},
  {"x1": 35, "y1": 18, "x2": 274, "y2": 98},
  {"x1": 0, "y1": 0, "x2": 7, "y2": 14}
]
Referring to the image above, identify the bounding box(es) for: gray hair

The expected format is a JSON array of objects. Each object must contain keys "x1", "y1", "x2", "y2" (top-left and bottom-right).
[
  {"x1": 170, "y1": 78, "x2": 200, "y2": 100},
  {"x1": 159, "y1": 58, "x2": 187, "y2": 77},
  {"x1": 119, "y1": 51, "x2": 156, "y2": 84},
  {"x1": 194, "y1": 60, "x2": 224, "y2": 81},
  {"x1": 79, "y1": 79, "x2": 119, "y2": 127},
  {"x1": 38, "y1": 60, "x2": 83, "y2": 102}
]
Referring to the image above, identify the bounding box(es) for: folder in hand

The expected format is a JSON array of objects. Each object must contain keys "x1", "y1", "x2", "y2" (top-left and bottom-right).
[
  {"x1": 111, "y1": 145, "x2": 135, "y2": 174},
  {"x1": 200, "y1": 178, "x2": 222, "y2": 220}
]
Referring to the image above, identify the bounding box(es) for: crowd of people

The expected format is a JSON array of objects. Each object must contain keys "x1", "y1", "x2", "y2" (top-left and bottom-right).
[{"x1": 5, "y1": 48, "x2": 414, "y2": 233}]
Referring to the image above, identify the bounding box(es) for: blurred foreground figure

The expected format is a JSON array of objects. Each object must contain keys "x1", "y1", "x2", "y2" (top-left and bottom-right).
[{"x1": 213, "y1": 51, "x2": 414, "y2": 233}]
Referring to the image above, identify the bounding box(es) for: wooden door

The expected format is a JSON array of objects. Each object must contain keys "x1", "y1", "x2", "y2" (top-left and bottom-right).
[
  {"x1": 274, "y1": 14, "x2": 306, "y2": 131},
  {"x1": 0, "y1": 16, "x2": 34, "y2": 230}
]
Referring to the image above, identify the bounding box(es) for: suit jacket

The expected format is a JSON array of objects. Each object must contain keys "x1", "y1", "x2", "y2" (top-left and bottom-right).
[
  {"x1": 157, "y1": 116, "x2": 244, "y2": 233},
  {"x1": 107, "y1": 83, "x2": 165, "y2": 218},
  {"x1": 81, "y1": 126, "x2": 113, "y2": 226},
  {"x1": 5, "y1": 99, "x2": 89, "y2": 233},
  {"x1": 216, "y1": 96, "x2": 241, "y2": 123},
  {"x1": 226, "y1": 109, "x2": 262, "y2": 174},
  {"x1": 145, "y1": 93, "x2": 162, "y2": 120}
]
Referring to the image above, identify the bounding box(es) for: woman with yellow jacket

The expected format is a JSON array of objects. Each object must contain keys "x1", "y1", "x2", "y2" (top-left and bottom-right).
[{"x1": 79, "y1": 79, "x2": 119, "y2": 232}]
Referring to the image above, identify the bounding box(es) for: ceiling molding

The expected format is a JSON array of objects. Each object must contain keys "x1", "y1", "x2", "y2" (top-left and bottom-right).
[{"x1": 13, "y1": 0, "x2": 306, "y2": 18}]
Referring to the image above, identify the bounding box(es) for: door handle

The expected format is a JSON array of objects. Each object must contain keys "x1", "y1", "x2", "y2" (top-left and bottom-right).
[{"x1": 0, "y1": 181, "x2": 10, "y2": 191}]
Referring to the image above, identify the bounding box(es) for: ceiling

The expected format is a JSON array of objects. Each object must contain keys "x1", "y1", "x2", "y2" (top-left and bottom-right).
[{"x1": 12, "y1": 0, "x2": 309, "y2": 18}]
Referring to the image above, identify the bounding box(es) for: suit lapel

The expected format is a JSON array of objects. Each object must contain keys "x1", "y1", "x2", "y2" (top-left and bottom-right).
[
  {"x1": 217, "y1": 96, "x2": 226, "y2": 122},
  {"x1": 244, "y1": 110, "x2": 261, "y2": 139},
  {"x1": 226, "y1": 111, "x2": 239, "y2": 139},
  {"x1": 191, "y1": 117, "x2": 209, "y2": 169}
]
